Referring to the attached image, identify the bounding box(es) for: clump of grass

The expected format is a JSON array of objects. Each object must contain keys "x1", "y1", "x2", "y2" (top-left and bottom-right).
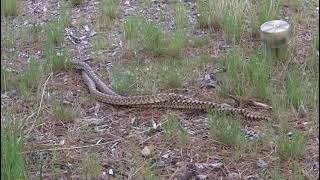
[
  {"x1": 71, "y1": 0, "x2": 83, "y2": 6},
  {"x1": 123, "y1": 16, "x2": 143, "y2": 43},
  {"x1": 208, "y1": 112, "x2": 244, "y2": 148},
  {"x1": 192, "y1": 36, "x2": 210, "y2": 48},
  {"x1": 256, "y1": 0, "x2": 281, "y2": 24},
  {"x1": 159, "y1": 60, "x2": 184, "y2": 89},
  {"x1": 164, "y1": 32, "x2": 187, "y2": 58},
  {"x1": 59, "y1": 0, "x2": 72, "y2": 26},
  {"x1": 271, "y1": 88, "x2": 289, "y2": 126},
  {"x1": 315, "y1": 33, "x2": 319, "y2": 50},
  {"x1": 100, "y1": 0, "x2": 119, "y2": 19},
  {"x1": 286, "y1": 68, "x2": 304, "y2": 109},
  {"x1": 45, "y1": 20, "x2": 64, "y2": 45},
  {"x1": 162, "y1": 113, "x2": 190, "y2": 146},
  {"x1": 221, "y1": 1, "x2": 246, "y2": 42},
  {"x1": 196, "y1": 0, "x2": 225, "y2": 29},
  {"x1": 1, "y1": 66, "x2": 18, "y2": 92},
  {"x1": 45, "y1": 47, "x2": 70, "y2": 71},
  {"x1": 98, "y1": 0, "x2": 119, "y2": 30},
  {"x1": 111, "y1": 64, "x2": 137, "y2": 94},
  {"x1": 246, "y1": 54, "x2": 271, "y2": 100},
  {"x1": 82, "y1": 150, "x2": 102, "y2": 179},
  {"x1": 218, "y1": 49, "x2": 248, "y2": 96},
  {"x1": 123, "y1": 16, "x2": 187, "y2": 57},
  {"x1": 91, "y1": 35, "x2": 110, "y2": 52},
  {"x1": 1, "y1": 0, "x2": 19, "y2": 16},
  {"x1": 18, "y1": 59, "x2": 43, "y2": 99},
  {"x1": 141, "y1": 21, "x2": 165, "y2": 56},
  {"x1": 53, "y1": 101, "x2": 77, "y2": 123},
  {"x1": 276, "y1": 130, "x2": 306, "y2": 160},
  {"x1": 174, "y1": 4, "x2": 187, "y2": 31},
  {"x1": 138, "y1": 161, "x2": 160, "y2": 180},
  {"x1": 1, "y1": 121, "x2": 27, "y2": 180}
]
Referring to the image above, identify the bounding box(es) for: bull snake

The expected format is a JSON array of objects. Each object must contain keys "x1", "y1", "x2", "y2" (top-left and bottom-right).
[{"x1": 72, "y1": 60, "x2": 270, "y2": 120}]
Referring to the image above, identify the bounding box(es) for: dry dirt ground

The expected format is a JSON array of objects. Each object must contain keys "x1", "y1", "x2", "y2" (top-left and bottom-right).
[{"x1": 1, "y1": 0, "x2": 319, "y2": 179}]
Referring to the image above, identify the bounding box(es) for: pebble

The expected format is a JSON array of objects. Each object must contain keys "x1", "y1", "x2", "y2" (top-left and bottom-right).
[
  {"x1": 141, "y1": 146, "x2": 152, "y2": 157},
  {"x1": 257, "y1": 159, "x2": 268, "y2": 169}
]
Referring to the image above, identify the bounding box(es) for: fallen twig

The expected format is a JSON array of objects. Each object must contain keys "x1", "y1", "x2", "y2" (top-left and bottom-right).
[
  {"x1": 26, "y1": 73, "x2": 53, "y2": 137},
  {"x1": 22, "y1": 139, "x2": 121, "y2": 154}
]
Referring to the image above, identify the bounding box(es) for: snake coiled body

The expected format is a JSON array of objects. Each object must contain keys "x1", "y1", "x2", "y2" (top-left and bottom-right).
[{"x1": 72, "y1": 60, "x2": 270, "y2": 120}]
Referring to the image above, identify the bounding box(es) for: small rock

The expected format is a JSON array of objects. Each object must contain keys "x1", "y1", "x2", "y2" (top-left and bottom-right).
[
  {"x1": 108, "y1": 169, "x2": 114, "y2": 175},
  {"x1": 245, "y1": 175, "x2": 260, "y2": 180},
  {"x1": 141, "y1": 146, "x2": 152, "y2": 157},
  {"x1": 257, "y1": 159, "x2": 268, "y2": 169},
  {"x1": 196, "y1": 174, "x2": 208, "y2": 179},
  {"x1": 84, "y1": 25, "x2": 90, "y2": 32},
  {"x1": 298, "y1": 104, "x2": 307, "y2": 118},
  {"x1": 228, "y1": 172, "x2": 239, "y2": 178}
]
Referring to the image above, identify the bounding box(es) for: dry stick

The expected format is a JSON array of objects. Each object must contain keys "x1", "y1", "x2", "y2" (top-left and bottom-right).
[
  {"x1": 22, "y1": 139, "x2": 121, "y2": 154},
  {"x1": 25, "y1": 73, "x2": 53, "y2": 137}
]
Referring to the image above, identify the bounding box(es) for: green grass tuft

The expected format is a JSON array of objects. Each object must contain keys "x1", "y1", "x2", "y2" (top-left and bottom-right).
[
  {"x1": 53, "y1": 101, "x2": 77, "y2": 123},
  {"x1": 277, "y1": 130, "x2": 306, "y2": 160},
  {"x1": 82, "y1": 150, "x2": 102, "y2": 179},
  {"x1": 246, "y1": 54, "x2": 271, "y2": 99},
  {"x1": 208, "y1": 112, "x2": 244, "y2": 148},
  {"x1": 18, "y1": 59, "x2": 43, "y2": 100},
  {"x1": 45, "y1": 20, "x2": 64, "y2": 46},
  {"x1": 1, "y1": 122, "x2": 27, "y2": 180},
  {"x1": 1, "y1": 0, "x2": 19, "y2": 16},
  {"x1": 286, "y1": 69, "x2": 304, "y2": 109},
  {"x1": 45, "y1": 47, "x2": 71, "y2": 71},
  {"x1": 162, "y1": 113, "x2": 190, "y2": 146}
]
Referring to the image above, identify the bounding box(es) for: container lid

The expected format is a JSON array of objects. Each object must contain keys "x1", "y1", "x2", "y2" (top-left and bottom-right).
[
  {"x1": 260, "y1": 20, "x2": 290, "y2": 34},
  {"x1": 260, "y1": 20, "x2": 290, "y2": 47}
]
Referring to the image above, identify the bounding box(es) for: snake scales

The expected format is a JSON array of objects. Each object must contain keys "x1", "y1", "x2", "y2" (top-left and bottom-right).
[{"x1": 71, "y1": 60, "x2": 270, "y2": 120}]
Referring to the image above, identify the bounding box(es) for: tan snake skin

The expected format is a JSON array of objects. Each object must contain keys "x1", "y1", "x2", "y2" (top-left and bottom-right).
[{"x1": 72, "y1": 60, "x2": 270, "y2": 120}]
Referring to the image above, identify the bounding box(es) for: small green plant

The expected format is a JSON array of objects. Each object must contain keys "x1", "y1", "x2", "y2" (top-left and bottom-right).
[
  {"x1": 138, "y1": 161, "x2": 160, "y2": 180},
  {"x1": 271, "y1": 88, "x2": 289, "y2": 126},
  {"x1": 218, "y1": 49, "x2": 248, "y2": 96},
  {"x1": 256, "y1": 0, "x2": 281, "y2": 24},
  {"x1": 59, "y1": 0, "x2": 72, "y2": 26},
  {"x1": 1, "y1": 122, "x2": 27, "y2": 180},
  {"x1": 124, "y1": 16, "x2": 142, "y2": 42},
  {"x1": 270, "y1": 163, "x2": 284, "y2": 180},
  {"x1": 315, "y1": 33, "x2": 319, "y2": 50},
  {"x1": 164, "y1": 31, "x2": 187, "y2": 57},
  {"x1": 174, "y1": 4, "x2": 187, "y2": 31},
  {"x1": 45, "y1": 47, "x2": 70, "y2": 71},
  {"x1": 100, "y1": 0, "x2": 119, "y2": 19},
  {"x1": 162, "y1": 113, "x2": 190, "y2": 146},
  {"x1": 192, "y1": 36, "x2": 210, "y2": 48},
  {"x1": 53, "y1": 101, "x2": 76, "y2": 123},
  {"x1": 196, "y1": 0, "x2": 225, "y2": 29},
  {"x1": 91, "y1": 35, "x2": 110, "y2": 52},
  {"x1": 71, "y1": 0, "x2": 83, "y2": 6},
  {"x1": 1, "y1": 66, "x2": 17, "y2": 92},
  {"x1": 1, "y1": 0, "x2": 19, "y2": 16},
  {"x1": 246, "y1": 54, "x2": 270, "y2": 99},
  {"x1": 98, "y1": 0, "x2": 119, "y2": 30},
  {"x1": 18, "y1": 59, "x2": 43, "y2": 99},
  {"x1": 277, "y1": 130, "x2": 306, "y2": 160},
  {"x1": 82, "y1": 150, "x2": 102, "y2": 179},
  {"x1": 112, "y1": 64, "x2": 137, "y2": 94},
  {"x1": 159, "y1": 60, "x2": 184, "y2": 89},
  {"x1": 141, "y1": 21, "x2": 165, "y2": 56},
  {"x1": 208, "y1": 112, "x2": 244, "y2": 148},
  {"x1": 45, "y1": 20, "x2": 64, "y2": 45},
  {"x1": 286, "y1": 69, "x2": 304, "y2": 109},
  {"x1": 221, "y1": 1, "x2": 246, "y2": 42}
]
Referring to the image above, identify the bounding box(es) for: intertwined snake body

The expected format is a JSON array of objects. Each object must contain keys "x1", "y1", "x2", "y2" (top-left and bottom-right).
[{"x1": 71, "y1": 60, "x2": 270, "y2": 120}]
